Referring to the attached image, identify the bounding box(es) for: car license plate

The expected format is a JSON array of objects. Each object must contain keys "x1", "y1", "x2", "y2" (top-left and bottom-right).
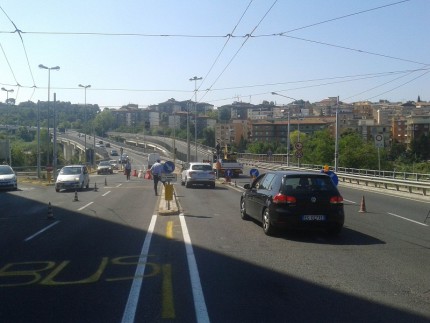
[{"x1": 302, "y1": 215, "x2": 326, "y2": 221}]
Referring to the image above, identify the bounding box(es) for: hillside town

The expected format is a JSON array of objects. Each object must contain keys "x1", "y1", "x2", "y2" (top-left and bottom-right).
[{"x1": 108, "y1": 96, "x2": 430, "y2": 149}]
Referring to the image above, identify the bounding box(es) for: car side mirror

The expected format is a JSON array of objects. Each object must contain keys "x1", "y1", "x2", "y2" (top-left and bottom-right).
[{"x1": 244, "y1": 183, "x2": 251, "y2": 190}]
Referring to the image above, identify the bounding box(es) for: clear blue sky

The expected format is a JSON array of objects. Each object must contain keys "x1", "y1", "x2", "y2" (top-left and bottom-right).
[{"x1": 0, "y1": 0, "x2": 428, "y2": 108}]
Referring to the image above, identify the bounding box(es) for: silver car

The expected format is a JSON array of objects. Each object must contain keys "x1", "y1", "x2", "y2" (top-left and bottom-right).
[
  {"x1": 0, "y1": 165, "x2": 18, "y2": 191},
  {"x1": 55, "y1": 165, "x2": 90, "y2": 192},
  {"x1": 181, "y1": 162, "x2": 216, "y2": 188}
]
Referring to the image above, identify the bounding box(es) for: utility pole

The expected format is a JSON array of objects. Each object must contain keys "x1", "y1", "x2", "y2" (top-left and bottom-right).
[{"x1": 189, "y1": 76, "x2": 202, "y2": 162}]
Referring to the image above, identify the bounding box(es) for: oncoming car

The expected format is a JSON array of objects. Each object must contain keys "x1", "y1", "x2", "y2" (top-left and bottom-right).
[
  {"x1": 55, "y1": 165, "x2": 90, "y2": 192},
  {"x1": 97, "y1": 161, "x2": 113, "y2": 174},
  {"x1": 240, "y1": 171, "x2": 344, "y2": 236},
  {"x1": 181, "y1": 162, "x2": 216, "y2": 188},
  {"x1": 0, "y1": 165, "x2": 18, "y2": 191}
]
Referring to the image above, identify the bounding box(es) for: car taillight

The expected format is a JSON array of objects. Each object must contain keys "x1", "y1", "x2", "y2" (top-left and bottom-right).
[
  {"x1": 330, "y1": 196, "x2": 344, "y2": 204},
  {"x1": 273, "y1": 193, "x2": 296, "y2": 204}
]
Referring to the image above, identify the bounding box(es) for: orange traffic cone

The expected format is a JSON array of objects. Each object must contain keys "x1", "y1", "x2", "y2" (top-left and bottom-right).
[{"x1": 359, "y1": 195, "x2": 367, "y2": 213}]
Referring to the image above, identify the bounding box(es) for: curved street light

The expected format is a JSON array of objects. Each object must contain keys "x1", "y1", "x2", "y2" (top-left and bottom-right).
[
  {"x1": 189, "y1": 76, "x2": 202, "y2": 162},
  {"x1": 1, "y1": 87, "x2": 14, "y2": 104},
  {"x1": 272, "y1": 92, "x2": 297, "y2": 166},
  {"x1": 38, "y1": 64, "x2": 60, "y2": 177}
]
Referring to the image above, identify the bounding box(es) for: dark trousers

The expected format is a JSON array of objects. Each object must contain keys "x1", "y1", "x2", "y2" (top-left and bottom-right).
[
  {"x1": 153, "y1": 175, "x2": 160, "y2": 194},
  {"x1": 153, "y1": 175, "x2": 164, "y2": 195}
]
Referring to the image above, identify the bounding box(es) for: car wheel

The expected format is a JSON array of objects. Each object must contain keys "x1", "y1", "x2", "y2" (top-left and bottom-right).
[
  {"x1": 185, "y1": 178, "x2": 191, "y2": 188},
  {"x1": 262, "y1": 208, "x2": 276, "y2": 236},
  {"x1": 240, "y1": 198, "x2": 250, "y2": 220},
  {"x1": 55, "y1": 188, "x2": 60, "y2": 192},
  {"x1": 210, "y1": 183, "x2": 215, "y2": 189}
]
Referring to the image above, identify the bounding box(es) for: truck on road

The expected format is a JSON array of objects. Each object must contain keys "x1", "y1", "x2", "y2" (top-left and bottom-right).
[{"x1": 213, "y1": 145, "x2": 243, "y2": 178}]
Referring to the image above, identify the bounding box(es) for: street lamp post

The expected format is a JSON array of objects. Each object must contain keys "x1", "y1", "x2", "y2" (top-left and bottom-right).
[
  {"x1": 189, "y1": 76, "x2": 202, "y2": 162},
  {"x1": 1, "y1": 87, "x2": 14, "y2": 104},
  {"x1": 38, "y1": 64, "x2": 60, "y2": 176},
  {"x1": 79, "y1": 84, "x2": 91, "y2": 164},
  {"x1": 272, "y1": 92, "x2": 297, "y2": 166}
]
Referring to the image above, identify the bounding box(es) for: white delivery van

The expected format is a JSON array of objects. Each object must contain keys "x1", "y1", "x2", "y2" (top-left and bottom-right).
[{"x1": 147, "y1": 153, "x2": 160, "y2": 169}]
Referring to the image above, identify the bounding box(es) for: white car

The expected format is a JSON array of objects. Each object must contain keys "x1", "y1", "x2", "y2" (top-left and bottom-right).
[
  {"x1": 97, "y1": 161, "x2": 113, "y2": 174},
  {"x1": 0, "y1": 165, "x2": 18, "y2": 191},
  {"x1": 181, "y1": 162, "x2": 216, "y2": 188},
  {"x1": 55, "y1": 165, "x2": 90, "y2": 192}
]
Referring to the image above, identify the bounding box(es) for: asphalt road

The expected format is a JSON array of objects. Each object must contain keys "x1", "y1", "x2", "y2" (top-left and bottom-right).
[{"x1": 0, "y1": 166, "x2": 429, "y2": 322}]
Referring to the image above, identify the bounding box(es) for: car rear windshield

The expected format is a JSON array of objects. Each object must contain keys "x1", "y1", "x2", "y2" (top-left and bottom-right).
[
  {"x1": 283, "y1": 175, "x2": 336, "y2": 193},
  {"x1": 192, "y1": 164, "x2": 212, "y2": 171}
]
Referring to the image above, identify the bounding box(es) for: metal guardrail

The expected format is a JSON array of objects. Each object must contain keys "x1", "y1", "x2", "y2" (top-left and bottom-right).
[
  {"x1": 241, "y1": 160, "x2": 430, "y2": 197},
  {"x1": 59, "y1": 133, "x2": 430, "y2": 197}
]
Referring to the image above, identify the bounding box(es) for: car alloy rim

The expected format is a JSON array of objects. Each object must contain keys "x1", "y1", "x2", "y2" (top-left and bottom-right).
[{"x1": 263, "y1": 210, "x2": 269, "y2": 230}]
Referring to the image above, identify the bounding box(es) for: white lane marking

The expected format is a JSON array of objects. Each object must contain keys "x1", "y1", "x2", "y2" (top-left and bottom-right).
[
  {"x1": 179, "y1": 213, "x2": 210, "y2": 323},
  {"x1": 121, "y1": 214, "x2": 157, "y2": 323},
  {"x1": 116, "y1": 184, "x2": 122, "y2": 187},
  {"x1": 24, "y1": 221, "x2": 60, "y2": 242},
  {"x1": 78, "y1": 202, "x2": 93, "y2": 211},
  {"x1": 102, "y1": 191, "x2": 111, "y2": 197},
  {"x1": 343, "y1": 199, "x2": 356, "y2": 204},
  {"x1": 387, "y1": 212, "x2": 428, "y2": 227}
]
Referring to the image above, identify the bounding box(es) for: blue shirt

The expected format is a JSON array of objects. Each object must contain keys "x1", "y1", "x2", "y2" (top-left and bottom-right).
[{"x1": 150, "y1": 162, "x2": 163, "y2": 176}]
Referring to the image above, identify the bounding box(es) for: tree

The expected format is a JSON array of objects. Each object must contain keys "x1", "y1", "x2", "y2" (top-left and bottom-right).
[
  {"x1": 202, "y1": 127, "x2": 215, "y2": 147},
  {"x1": 339, "y1": 132, "x2": 379, "y2": 169},
  {"x1": 302, "y1": 129, "x2": 334, "y2": 164},
  {"x1": 93, "y1": 109, "x2": 115, "y2": 136}
]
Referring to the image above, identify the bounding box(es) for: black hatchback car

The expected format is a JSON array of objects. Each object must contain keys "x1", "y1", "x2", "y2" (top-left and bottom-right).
[{"x1": 240, "y1": 171, "x2": 344, "y2": 236}]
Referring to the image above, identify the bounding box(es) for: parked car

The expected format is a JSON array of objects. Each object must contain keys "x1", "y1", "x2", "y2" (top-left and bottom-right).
[
  {"x1": 181, "y1": 162, "x2": 216, "y2": 188},
  {"x1": 0, "y1": 165, "x2": 18, "y2": 191},
  {"x1": 95, "y1": 143, "x2": 105, "y2": 148},
  {"x1": 55, "y1": 165, "x2": 90, "y2": 192},
  {"x1": 105, "y1": 142, "x2": 111, "y2": 148},
  {"x1": 240, "y1": 171, "x2": 344, "y2": 236},
  {"x1": 97, "y1": 161, "x2": 113, "y2": 174},
  {"x1": 110, "y1": 149, "x2": 119, "y2": 156}
]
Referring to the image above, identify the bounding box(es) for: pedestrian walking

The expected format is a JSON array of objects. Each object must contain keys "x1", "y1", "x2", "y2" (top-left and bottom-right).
[
  {"x1": 150, "y1": 158, "x2": 164, "y2": 196},
  {"x1": 125, "y1": 159, "x2": 132, "y2": 181}
]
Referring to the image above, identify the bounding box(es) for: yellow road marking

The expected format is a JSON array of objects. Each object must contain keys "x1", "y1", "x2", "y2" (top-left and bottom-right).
[
  {"x1": 162, "y1": 264, "x2": 175, "y2": 319},
  {"x1": 166, "y1": 221, "x2": 173, "y2": 239}
]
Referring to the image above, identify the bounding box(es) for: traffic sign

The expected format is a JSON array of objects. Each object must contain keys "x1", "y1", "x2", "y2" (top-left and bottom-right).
[
  {"x1": 294, "y1": 142, "x2": 303, "y2": 150},
  {"x1": 295, "y1": 150, "x2": 303, "y2": 158},
  {"x1": 225, "y1": 169, "x2": 233, "y2": 178},
  {"x1": 163, "y1": 161, "x2": 175, "y2": 173},
  {"x1": 250, "y1": 168, "x2": 259, "y2": 177},
  {"x1": 161, "y1": 173, "x2": 177, "y2": 182},
  {"x1": 375, "y1": 134, "x2": 384, "y2": 148}
]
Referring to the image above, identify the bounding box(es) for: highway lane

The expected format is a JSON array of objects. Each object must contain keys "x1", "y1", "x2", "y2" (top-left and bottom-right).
[
  {"x1": 174, "y1": 176, "x2": 430, "y2": 322},
  {"x1": 1, "y1": 168, "x2": 429, "y2": 322}
]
